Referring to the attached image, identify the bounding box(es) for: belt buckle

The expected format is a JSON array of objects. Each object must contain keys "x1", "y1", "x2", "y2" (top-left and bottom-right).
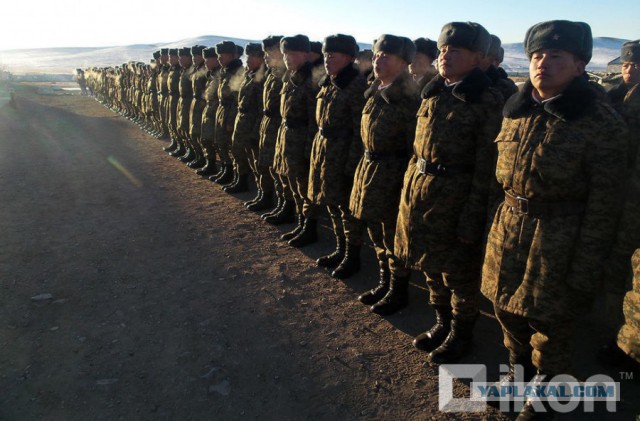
[
  {"x1": 418, "y1": 159, "x2": 427, "y2": 174},
  {"x1": 365, "y1": 150, "x2": 372, "y2": 162},
  {"x1": 319, "y1": 127, "x2": 324, "y2": 138},
  {"x1": 515, "y1": 196, "x2": 529, "y2": 214}
]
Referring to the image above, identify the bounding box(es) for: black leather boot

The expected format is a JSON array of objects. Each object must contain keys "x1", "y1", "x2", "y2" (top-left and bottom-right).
[
  {"x1": 224, "y1": 173, "x2": 249, "y2": 193},
  {"x1": 516, "y1": 372, "x2": 557, "y2": 420},
  {"x1": 222, "y1": 168, "x2": 239, "y2": 189},
  {"x1": 370, "y1": 273, "x2": 409, "y2": 315},
  {"x1": 196, "y1": 160, "x2": 217, "y2": 176},
  {"x1": 188, "y1": 155, "x2": 206, "y2": 169},
  {"x1": 248, "y1": 191, "x2": 274, "y2": 212},
  {"x1": 288, "y1": 218, "x2": 318, "y2": 248},
  {"x1": 488, "y1": 352, "x2": 536, "y2": 409},
  {"x1": 213, "y1": 165, "x2": 234, "y2": 185},
  {"x1": 427, "y1": 317, "x2": 476, "y2": 364},
  {"x1": 264, "y1": 199, "x2": 295, "y2": 225},
  {"x1": 331, "y1": 242, "x2": 361, "y2": 279},
  {"x1": 261, "y1": 194, "x2": 282, "y2": 219},
  {"x1": 163, "y1": 137, "x2": 178, "y2": 152},
  {"x1": 244, "y1": 189, "x2": 262, "y2": 207},
  {"x1": 169, "y1": 141, "x2": 186, "y2": 157},
  {"x1": 358, "y1": 262, "x2": 390, "y2": 305},
  {"x1": 316, "y1": 235, "x2": 346, "y2": 268},
  {"x1": 413, "y1": 305, "x2": 453, "y2": 352},
  {"x1": 179, "y1": 148, "x2": 195, "y2": 163},
  {"x1": 281, "y1": 214, "x2": 305, "y2": 241}
]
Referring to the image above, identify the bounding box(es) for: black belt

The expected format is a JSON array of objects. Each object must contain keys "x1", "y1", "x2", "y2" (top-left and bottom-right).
[
  {"x1": 364, "y1": 150, "x2": 408, "y2": 162},
  {"x1": 318, "y1": 126, "x2": 353, "y2": 139},
  {"x1": 416, "y1": 159, "x2": 474, "y2": 176},
  {"x1": 206, "y1": 100, "x2": 218, "y2": 106},
  {"x1": 263, "y1": 109, "x2": 280, "y2": 119},
  {"x1": 504, "y1": 191, "x2": 586, "y2": 217},
  {"x1": 219, "y1": 99, "x2": 235, "y2": 107},
  {"x1": 283, "y1": 118, "x2": 307, "y2": 129},
  {"x1": 238, "y1": 107, "x2": 250, "y2": 114}
]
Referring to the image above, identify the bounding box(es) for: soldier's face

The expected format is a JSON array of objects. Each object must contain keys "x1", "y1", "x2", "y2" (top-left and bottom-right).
[
  {"x1": 193, "y1": 55, "x2": 204, "y2": 66},
  {"x1": 284, "y1": 51, "x2": 308, "y2": 71},
  {"x1": 205, "y1": 57, "x2": 220, "y2": 71},
  {"x1": 324, "y1": 52, "x2": 353, "y2": 77},
  {"x1": 409, "y1": 53, "x2": 434, "y2": 79},
  {"x1": 161, "y1": 55, "x2": 168, "y2": 64},
  {"x1": 621, "y1": 62, "x2": 640, "y2": 85},
  {"x1": 373, "y1": 52, "x2": 406, "y2": 83},
  {"x1": 265, "y1": 49, "x2": 284, "y2": 69},
  {"x1": 179, "y1": 55, "x2": 192, "y2": 68},
  {"x1": 219, "y1": 53, "x2": 234, "y2": 67},
  {"x1": 169, "y1": 55, "x2": 179, "y2": 65},
  {"x1": 438, "y1": 45, "x2": 481, "y2": 83},
  {"x1": 247, "y1": 55, "x2": 264, "y2": 71},
  {"x1": 529, "y1": 49, "x2": 585, "y2": 100}
]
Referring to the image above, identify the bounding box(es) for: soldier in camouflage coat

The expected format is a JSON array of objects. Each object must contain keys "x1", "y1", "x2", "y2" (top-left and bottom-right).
[
  {"x1": 176, "y1": 47, "x2": 196, "y2": 163},
  {"x1": 480, "y1": 21, "x2": 628, "y2": 419},
  {"x1": 186, "y1": 45, "x2": 208, "y2": 169},
  {"x1": 272, "y1": 35, "x2": 319, "y2": 244},
  {"x1": 197, "y1": 47, "x2": 221, "y2": 177},
  {"x1": 394, "y1": 22, "x2": 504, "y2": 364},
  {"x1": 227, "y1": 43, "x2": 266, "y2": 194},
  {"x1": 212, "y1": 41, "x2": 245, "y2": 186},
  {"x1": 166, "y1": 50, "x2": 185, "y2": 157},
  {"x1": 349, "y1": 35, "x2": 420, "y2": 316},
  {"x1": 248, "y1": 36, "x2": 285, "y2": 214},
  {"x1": 306, "y1": 34, "x2": 367, "y2": 276}
]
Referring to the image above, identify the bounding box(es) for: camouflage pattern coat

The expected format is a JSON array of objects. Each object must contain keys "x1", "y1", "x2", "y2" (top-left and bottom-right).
[
  {"x1": 609, "y1": 82, "x2": 640, "y2": 167},
  {"x1": 394, "y1": 68, "x2": 504, "y2": 273},
  {"x1": 167, "y1": 64, "x2": 182, "y2": 132},
  {"x1": 308, "y1": 64, "x2": 367, "y2": 207},
  {"x1": 349, "y1": 72, "x2": 420, "y2": 223},
  {"x1": 233, "y1": 65, "x2": 266, "y2": 150},
  {"x1": 215, "y1": 59, "x2": 244, "y2": 148},
  {"x1": 481, "y1": 77, "x2": 628, "y2": 322},
  {"x1": 257, "y1": 67, "x2": 284, "y2": 168},
  {"x1": 177, "y1": 64, "x2": 194, "y2": 136},
  {"x1": 201, "y1": 68, "x2": 221, "y2": 145},
  {"x1": 189, "y1": 62, "x2": 208, "y2": 138},
  {"x1": 273, "y1": 61, "x2": 319, "y2": 177}
]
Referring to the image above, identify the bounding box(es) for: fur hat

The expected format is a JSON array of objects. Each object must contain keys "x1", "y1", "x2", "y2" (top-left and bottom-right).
[
  {"x1": 168, "y1": 48, "x2": 178, "y2": 56},
  {"x1": 487, "y1": 35, "x2": 502, "y2": 59},
  {"x1": 262, "y1": 35, "x2": 284, "y2": 51},
  {"x1": 413, "y1": 37, "x2": 438, "y2": 60},
  {"x1": 524, "y1": 20, "x2": 593, "y2": 63},
  {"x1": 245, "y1": 42, "x2": 264, "y2": 57},
  {"x1": 323, "y1": 34, "x2": 359, "y2": 57},
  {"x1": 190, "y1": 45, "x2": 206, "y2": 56},
  {"x1": 152, "y1": 50, "x2": 161, "y2": 60},
  {"x1": 202, "y1": 47, "x2": 218, "y2": 59},
  {"x1": 215, "y1": 41, "x2": 237, "y2": 55},
  {"x1": 437, "y1": 22, "x2": 491, "y2": 55},
  {"x1": 621, "y1": 40, "x2": 640, "y2": 64},
  {"x1": 160, "y1": 48, "x2": 169, "y2": 55},
  {"x1": 178, "y1": 47, "x2": 191, "y2": 57},
  {"x1": 374, "y1": 34, "x2": 416, "y2": 64},
  {"x1": 280, "y1": 35, "x2": 310, "y2": 53}
]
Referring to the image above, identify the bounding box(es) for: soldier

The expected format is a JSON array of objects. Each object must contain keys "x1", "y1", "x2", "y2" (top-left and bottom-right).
[
  {"x1": 197, "y1": 47, "x2": 222, "y2": 177},
  {"x1": 176, "y1": 47, "x2": 195, "y2": 162},
  {"x1": 393, "y1": 22, "x2": 504, "y2": 364},
  {"x1": 157, "y1": 48, "x2": 170, "y2": 139},
  {"x1": 166, "y1": 49, "x2": 185, "y2": 156},
  {"x1": 211, "y1": 41, "x2": 244, "y2": 186},
  {"x1": 481, "y1": 35, "x2": 518, "y2": 101},
  {"x1": 350, "y1": 34, "x2": 420, "y2": 315},
  {"x1": 309, "y1": 41, "x2": 326, "y2": 86},
  {"x1": 227, "y1": 43, "x2": 267, "y2": 193},
  {"x1": 308, "y1": 34, "x2": 367, "y2": 278},
  {"x1": 480, "y1": 21, "x2": 627, "y2": 419},
  {"x1": 355, "y1": 49, "x2": 374, "y2": 82},
  {"x1": 255, "y1": 35, "x2": 289, "y2": 216},
  {"x1": 600, "y1": 41, "x2": 640, "y2": 370},
  {"x1": 187, "y1": 45, "x2": 208, "y2": 169},
  {"x1": 409, "y1": 38, "x2": 438, "y2": 91},
  {"x1": 272, "y1": 35, "x2": 320, "y2": 247},
  {"x1": 75, "y1": 68, "x2": 87, "y2": 95}
]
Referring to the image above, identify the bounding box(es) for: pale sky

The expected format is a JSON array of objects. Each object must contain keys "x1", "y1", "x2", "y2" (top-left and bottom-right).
[{"x1": 1, "y1": 0, "x2": 638, "y2": 50}]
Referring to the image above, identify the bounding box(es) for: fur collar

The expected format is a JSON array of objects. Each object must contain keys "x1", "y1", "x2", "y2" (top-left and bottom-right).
[
  {"x1": 503, "y1": 76, "x2": 596, "y2": 121},
  {"x1": 224, "y1": 58, "x2": 243, "y2": 75},
  {"x1": 290, "y1": 61, "x2": 313, "y2": 87},
  {"x1": 319, "y1": 64, "x2": 360, "y2": 90},
  {"x1": 421, "y1": 67, "x2": 491, "y2": 103},
  {"x1": 364, "y1": 71, "x2": 416, "y2": 105}
]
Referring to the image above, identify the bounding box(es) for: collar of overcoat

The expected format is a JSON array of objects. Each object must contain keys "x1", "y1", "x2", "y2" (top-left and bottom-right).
[{"x1": 421, "y1": 67, "x2": 491, "y2": 103}]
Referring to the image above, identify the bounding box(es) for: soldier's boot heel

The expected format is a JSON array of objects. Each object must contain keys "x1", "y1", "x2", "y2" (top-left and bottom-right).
[
  {"x1": 266, "y1": 200, "x2": 295, "y2": 225},
  {"x1": 280, "y1": 214, "x2": 305, "y2": 241},
  {"x1": 370, "y1": 273, "x2": 409, "y2": 315},
  {"x1": 413, "y1": 305, "x2": 452, "y2": 352},
  {"x1": 288, "y1": 218, "x2": 318, "y2": 248},
  {"x1": 248, "y1": 191, "x2": 274, "y2": 212},
  {"x1": 179, "y1": 148, "x2": 195, "y2": 163},
  {"x1": 224, "y1": 173, "x2": 249, "y2": 194},
  {"x1": 163, "y1": 138, "x2": 178, "y2": 152},
  {"x1": 331, "y1": 242, "x2": 361, "y2": 279},
  {"x1": 316, "y1": 236, "x2": 346, "y2": 268},
  {"x1": 427, "y1": 317, "x2": 476, "y2": 364},
  {"x1": 222, "y1": 169, "x2": 239, "y2": 189},
  {"x1": 244, "y1": 189, "x2": 263, "y2": 207},
  {"x1": 261, "y1": 195, "x2": 282, "y2": 219}
]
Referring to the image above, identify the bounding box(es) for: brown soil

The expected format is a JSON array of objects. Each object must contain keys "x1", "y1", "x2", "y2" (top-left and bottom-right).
[{"x1": 0, "y1": 84, "x2": 637, "y2": 420}]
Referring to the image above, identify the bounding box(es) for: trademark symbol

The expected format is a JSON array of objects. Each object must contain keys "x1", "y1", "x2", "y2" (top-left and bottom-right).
[{"x1": 619, "y1": 371, "x2": 634, "y2": 380}]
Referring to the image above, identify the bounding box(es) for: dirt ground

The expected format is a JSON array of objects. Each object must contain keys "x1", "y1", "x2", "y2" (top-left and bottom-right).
[{"x1": 0, "y1": 84, "x2": 637, "y2": 420}]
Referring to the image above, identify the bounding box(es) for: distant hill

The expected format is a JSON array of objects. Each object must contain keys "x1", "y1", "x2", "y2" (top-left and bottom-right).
[{"x1": 0, "y1": 35, "x2": 629, "y2": 74}]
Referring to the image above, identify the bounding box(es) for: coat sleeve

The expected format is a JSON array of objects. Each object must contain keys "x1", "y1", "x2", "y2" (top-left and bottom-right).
[
  {"x1": 345, "y1": 79, "x2": 366, "y2": 178},
  {"x1": 565, "y1": 106, "x2": 629, "y2": 293},
  {"x1": 457, "y1": 91, "x2": 504, "y2": 243}
]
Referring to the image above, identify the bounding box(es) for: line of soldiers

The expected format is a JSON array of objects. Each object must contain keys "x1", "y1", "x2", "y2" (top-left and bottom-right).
[{"x1": 82, "y1": 23, "x2": 640, "y2": 419}]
